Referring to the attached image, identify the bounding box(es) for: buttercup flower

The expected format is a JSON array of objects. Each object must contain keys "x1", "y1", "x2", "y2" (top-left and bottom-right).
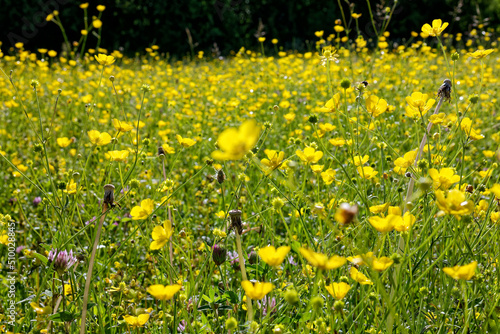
[
  {"x1": 466, "y1": 49, "x2": 494, "y2": 59},
  {"x1": 212, "y1": 120, "x2": 261, "y2": 160},
  {"x1": 88, "y1": 130, "x2": 112, "y2": 146},
  {"x1": 176, "y1": 134, "x2": 196, "y2": 148},
  {"x1": 299, "y1": 247, "x2": 346, "y2": 270},
  {"x1": 350, "y1": 267, "x2": 373, "y2": 285},
  {"x1": 241, "y1": 281, "x2": 273, "y2": 300},
  {"x1": 435, "y1": 189, "x2": 474, "y2": 219},
  {"x1": 365, "y1": 95, "x2": 388, "y2": 117},
  {"x1": 147, "y1": 284, "x2": 182, "y2": 300},
  {"x1": 95, "y1": 53, "x2": 115, "y2": 65},
  {"x1": 296, "y1": 147, "x2": 323, "y2": 164},
  {"x1": 123, "y1": 314, "x2": 149, "y2": 329},
  {"x1": 150, "y1": 220, "x2": 173, "y2": 250},
  {"x1": 258, "y1": 245, "x2": 291, "y2": 267},
  {"x1": 325, "y1": 282, "x2": 350, "y2": 300},
  {"x1": 429, "y1": 168, "x2": 460, "y2": 190},
  {"x1": 130, "y1": 199, "x2": 155, "y2": 220},
  {"x1": 421, "y1": 19, "x2": 449, "y2": 37},
  {"x1": 443, "y1": 261, "x2": 477, "y2": 280}
]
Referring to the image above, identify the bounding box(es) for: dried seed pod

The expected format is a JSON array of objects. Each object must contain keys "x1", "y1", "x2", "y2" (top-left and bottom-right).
[
  {"x1": 229, "y1": 209, "x2": 243, "y2": 235},
  {"x1": 437, "y1": 79, "x2": 452, "y2": 102},
  {"x1": 103, "y1": 184, "x2": 115, "y2": 206}
]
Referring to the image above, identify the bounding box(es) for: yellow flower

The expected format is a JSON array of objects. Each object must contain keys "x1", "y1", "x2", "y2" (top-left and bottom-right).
[
  {"x1": 258, "y1": 245, "x2": 290, "y2": 267},
  {"x1": 490, "y1": 184, "x2": 500, "y2": 198},
  {"x1": 80, "y1": 3, "x2": 89, "y2": 9},
  {"x1": 394, "y1": 150, "x2": 417, "y2": 169},
  {"x1": 212, "y1": 120, "x2": 260, "y2": 160},
  {"x1": 93, "y1": 19, "x2": 103, "y2": 29},
  {"x1": 299, "y1": 247, "x2": 346, "y2": 270},
  {"x1": 296, "y1": 147, "x2": 323, "y2": 164},
  {"x1": 371, "y1": 257, "x2": 394, "y2": 271},
  {"x1": 321, "y1": 168, "x2": 336, "y2": 185},
  {"x1": 368, "y1": 214, "x2": 400, "y2": 233},
  {"x1": 241, "y1": 281, "x2": 273, "y2": 300},
  {"x1": 56, "y1": 137, "x2": 72, "y2": 148},
  {"x1": 97, "y1": 4, "x2": 106, "y2": 11},
  {"x1": 258, "y1": 37, "x2": 266, "y2": 42},
  {"x1": 428, "y1": 168, "x2": 460, "y2": 190},
  {"x1": 443, "y1": 261, "x2": 477, "y2": 280},
  {"x1": 147, "y1": 284, "x2": 182, "y2": 300},
  {"x1": 112, "y1": 118, "x2": 134, "y2": 132},
  {"x1": 435, "y1": 189, "x2": 474, "y2": 219},
  {"x1": 394, "y1": 212, "x2": 416, "y2": 232},
  {"x1": 350, "y1": 267, "x2": 373, "y2": 285},
  {"x1": 325, "y1": 282, "x2": 350, "y2": 300},
  {"x1": 123, "y1": 314, "x2": 149, "y2": 329},
  {"x1": 150, "y1": 220, "x2": 173, "y2": 250},
  {"x1": 461, "y1": 117, "x2": 484, "y2": 140},
  {"x1": 30, "y1": 302, "x2": 52, "y2": 315},
  {"x1": 365, "y1": 95, "x2": 388, "y2": 117},
  {"x1": 357, "y1": 166, "x2": 378, "y2": 179},
  {"x1": 130, "y1": 199, "x2": 155, "y2": 220},
  {"x1": 314, "y1": 30, "x2": 324, "y2": 38},
  {"x1": 466, "y1": 49, "x2": 494, "y2": 59},
  {"x1": 64, "y1": 179, "x2": 77, "y2": 195},
  {"x1": 94, "y1": 53, "x2": 114, "y2": 65},
  {"x1": 352, "y1": 155, "x2": 369, "y2": 166},
  {"x1": 319, "y1": 93, "x2": 341, "y2": 113},
  {"x1": 106, "y1": 150, "x2": 129, "y2": 162},
  {"x1": 176, "y1": 134, "x2": 196, "y2": 148},
  {"x1": 352, "y1": 13, "x2": 362, "y2": 19},
  {"x1": 88, "y1": 130, "x2": 112, "y2": 146},
  {"x1": 369, "y1": 203, "x2": 390, "y2": 214},
  {"x1": 261, "y1": 149, "x2": 285, "y2": 171},
  {"x1": 429, "y1": 113, "x2": 446, "y2": 124},
  {"x1": 310, "y1": 164, "x2": 324, "y2": 173},
  {"x1": 421, "y1": 19, "x2": 449, "y2": 37},
  {"x1": 48, "y1": 50, "x2": 57, "y2": 57},
  {"x1": 405, "y1": 92, "x2": 435, "y2": 118}
]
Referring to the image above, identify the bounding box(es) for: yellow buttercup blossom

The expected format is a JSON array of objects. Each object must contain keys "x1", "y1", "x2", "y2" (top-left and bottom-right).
[
  {"x1": 261, "y1": 149, "x2": 285, "y2": 171},
  {"x1": 325, "y1": 282, "x2": 350, "y2": 300},
  {"x1": 352, "y1": 155, "x2": 369, "y2": 166},
  {"x1": 466, "y1": 49, "x2": 494, "y2": 59},
  {"x1": 357, "y1": 166, "x2": 378, "y2": 179},
  {"x1": 321, "y1": 168, "x2": 336, "y2": 185},
  {"x1": 435, "y1": 189, "x2": 474, "y2": 219},
  {"x1": 394, "y1": 212, "x2": 416, "y2": 232},
  {"x1": 429, "y1": 113, "x2": 446, "y2": 124},
  {"x1": 241, "y1": 281, "x2": 273, "y2": 300},
  {"x1": 94, "y1": 53, "x2": 114, "y2": 65},
  {"x1": 212, "y1": 120, "x2": 260, "y2": 160},
  {"x1": 319, "y1": 93, "x2": 341, "y2": 113},
  {"x1": 147, "y1": 284, "x2": 182, "y2": 300},
  {"x1": 88, "y1": 130, "x2": 112, "y2": 146},
  {"x1": 123, "y1": 314, "x2": 149, "y2": 329},
  {"x1": 365, "y1": 95, "x2": 388, "y2": 117},
  {"x1": 64, "y1": 179, "x2": 77, "y2": 195},
  {"x1": 350, "y1": 267, "x2": 373, "y2": 285},
  {"x1": 258, "y1": 245, "x2": 290, "y2": 267},
  {"x1": 429, "y1": 168, "x2": 460, "y2": 190},
  {"x1": 368, "y1": 214, "x2": 399, "y2": 233},
  {"x1": 369, "y1": 203, "x2": 390, "y2": 214},
  {"x1": 296, "y1": 147, "x2": 323, "y2": 164},
  {"x1": 176, "y1": 134, "x2": 196, "y2": 148},
  {"x1": 112, "y1": 118, "x2": 134, "y2": 132},
  {"x1": 421, "y1": 19, "x2": 448, "y2": 37},
  {"x1": 150, "y1": 220, "x2": 173, "y2": 250},
  {"x1": 57, "y1": 137, "x2": 72, "y2": 148},
  {"x1": 106, "y1": 150, "x2": 129, "y2": 162},
  {"x1": 394, "y1": 150, "x2": 417, "y2": 169},
  {"x1": 405, "y1": 92, "x2": 435, "y2": 118},
  {"x1": 490, "y1": 184, "x2": 500, "y2": 198},
  {"x1": 443, "y1": 261, "x2": 477, "y2": 280},
  {"x1": 130, "y1": 199, "x2": 155, "y2": 220},
  {"x1": 461, "y1": 117, "x2": 484, "y2": 140},
  {"x1": 310, "y1": 164, "x2": 324, "y2": 173},
  {"x1": 299, "y1": 247, "x2": 346, "y2": 270},
  {"x1": 92, "y1": 19, "x2": 103, "y2": 29},
  {"x1": 371, "y1": 256, "x2": 394, "y2": 271}
]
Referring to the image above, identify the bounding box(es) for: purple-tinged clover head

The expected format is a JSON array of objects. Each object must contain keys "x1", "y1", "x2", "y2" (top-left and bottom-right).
[{"x1": 48, "y1": 249, "x2": 77, "y2": 274}]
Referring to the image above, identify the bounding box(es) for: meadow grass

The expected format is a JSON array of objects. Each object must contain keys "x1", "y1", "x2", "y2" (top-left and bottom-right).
[{"x1": 0, "y1": 10, "x2": 499, "y2": 334}]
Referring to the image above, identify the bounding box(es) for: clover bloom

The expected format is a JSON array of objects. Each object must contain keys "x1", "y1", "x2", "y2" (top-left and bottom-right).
[
  {"x1": 299, "y1": 247, "x2": 346, "y2": 270},
  {"x1": 94, "y1": 53, "x2": 114, "y2": 65},
  {"x1": 421, "y1": 19, "x2": 448, "y2": 37},
  {"x1": 212, "y1": 120, "x2": 261, "y2": 160},
  {"x1": 130, "y1": 199, "x2": 155, "y2": 220},
  {"x1": 325, "y1": 282, "x2": 350, "y2": 300},
  {"x1": 147, "y1": 284, "x2": 182, "y2": 300},
  {"x1": 48, "y1": 249, "x2": 77, "y2": 274},
  {"x1": 296, "y1": 147, "x2": 323, "y2": 164},
  {"x1": 435, "y1": 189, "x2": 474, "y2": 219},
  {"x1": 365, "y1": 95, "x2": 388, "y2": 117},
  {"x1": 258, "y1": 245, "x2": 291, "y2": 267},
  {"x1": 443, "y1": 261, "x2": 477, "y2": 280},
  {"x1": 241, "y1": 281, "x2": 273, "y2": 300},
  {"x1": 123, "y1": 314, "x2": 149, "y2": 329},
  {"x1": 150, "y1": 220, "x2": 173, "y2": 250},
  {"x1": 429, "y1": 168, "x2": 460, "y2": 190},
  {"x1": 88, "y1": 130, "x2": 112, "y2": 146}
]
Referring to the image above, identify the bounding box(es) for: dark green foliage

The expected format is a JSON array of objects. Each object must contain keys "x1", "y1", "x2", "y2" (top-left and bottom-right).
[{"x1": 1, "y1": 0, "x2": 498, "y2": 56}]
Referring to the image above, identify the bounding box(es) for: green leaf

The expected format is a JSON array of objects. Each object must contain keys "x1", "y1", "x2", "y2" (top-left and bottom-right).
[
  {"x1": 33, "y1": 253, "x2": 48, "y2": 265},
  {"x1": 49, "y1": 311, "x2": 75, "y2": 322}
]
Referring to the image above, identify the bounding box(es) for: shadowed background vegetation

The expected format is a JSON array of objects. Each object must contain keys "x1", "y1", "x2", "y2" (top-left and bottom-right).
[{"x1": 2, "y1": 0, "x2": 499, "y2": 57}]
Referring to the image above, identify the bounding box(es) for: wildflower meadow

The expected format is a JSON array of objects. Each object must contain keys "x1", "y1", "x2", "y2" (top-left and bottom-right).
[{"x1": 0, "y1": 3, "x2": 499, "y2": 334}]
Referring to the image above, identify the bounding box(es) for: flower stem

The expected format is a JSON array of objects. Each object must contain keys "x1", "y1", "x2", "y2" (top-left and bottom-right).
[{"x1": 235, "y1": 232, "x2": 253, "y2": 322}]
